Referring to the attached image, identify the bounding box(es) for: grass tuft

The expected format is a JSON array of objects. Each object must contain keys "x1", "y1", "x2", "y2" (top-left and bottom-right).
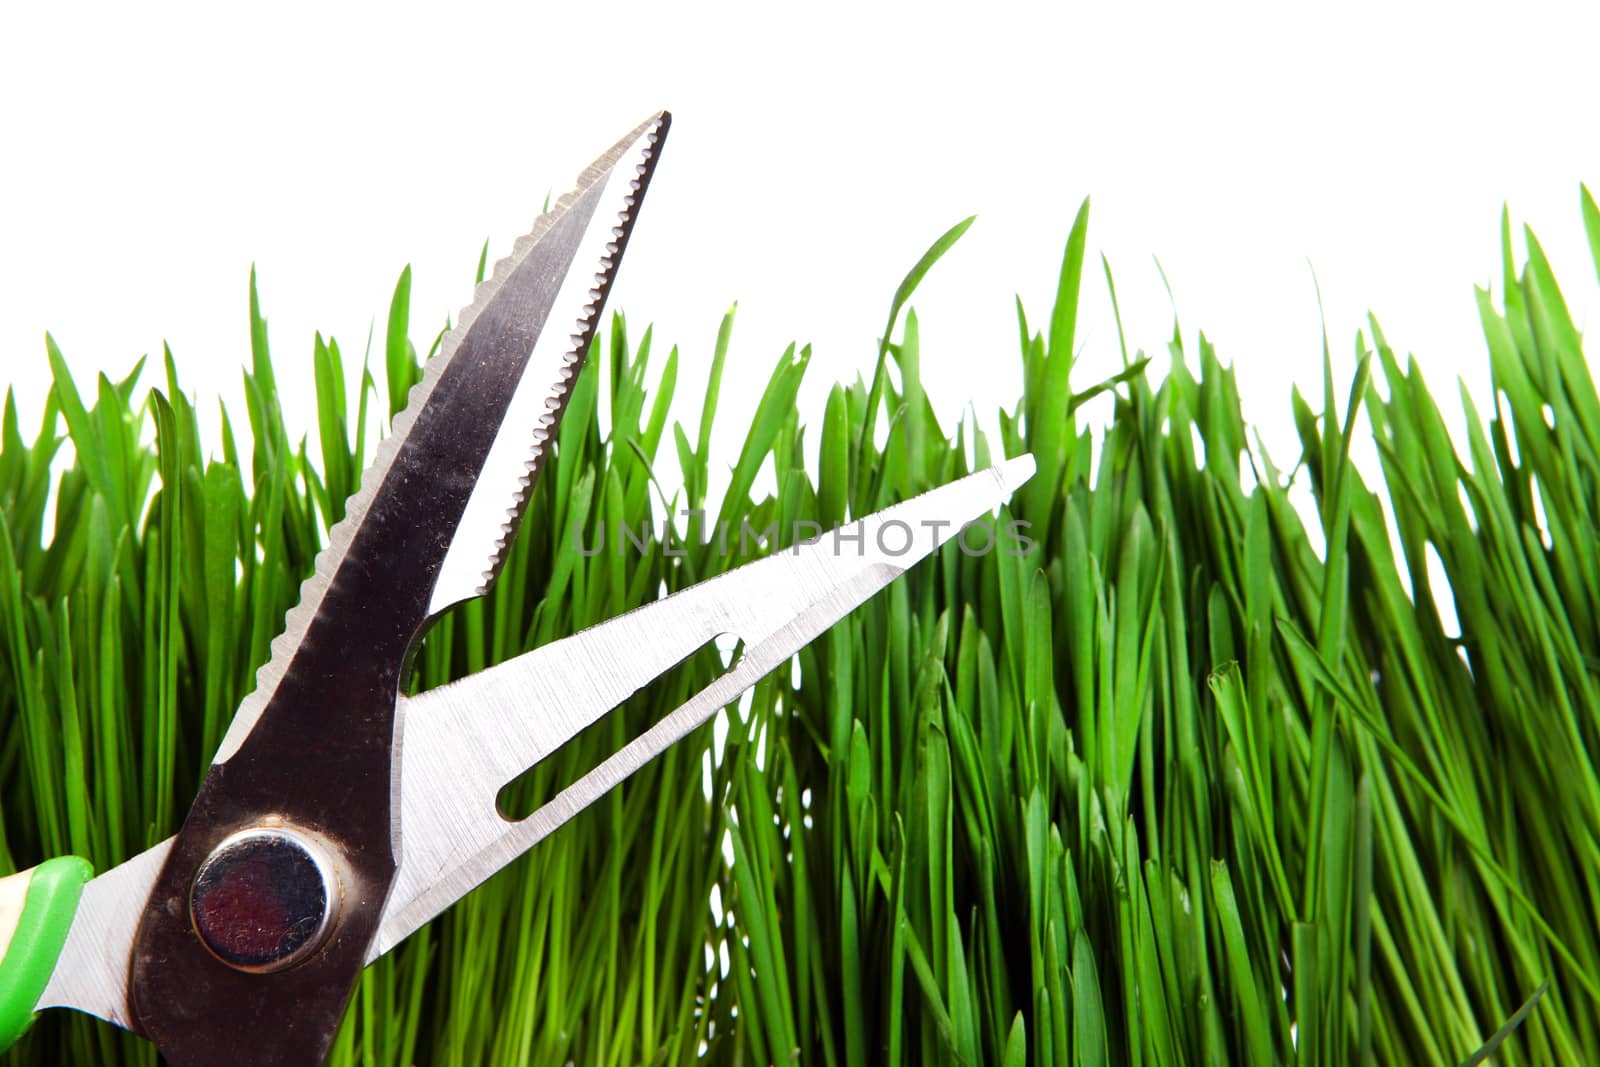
[{"x1": 4, "y1": 191, "x2": 1599, "y2": 1064}]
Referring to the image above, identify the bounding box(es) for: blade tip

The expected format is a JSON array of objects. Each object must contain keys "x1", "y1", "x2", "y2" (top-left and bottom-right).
[
  {"x1": 631, "y1": 110, "x2": 672, "y2": 147},
  {"x1": 996, "y1": 453, "x2": 1037, "y2": 493}
]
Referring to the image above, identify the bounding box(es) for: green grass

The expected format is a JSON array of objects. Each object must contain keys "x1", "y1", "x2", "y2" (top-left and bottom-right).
[{"x1": 3, "y1": 186, "x2": 1600, "y2": 1065}]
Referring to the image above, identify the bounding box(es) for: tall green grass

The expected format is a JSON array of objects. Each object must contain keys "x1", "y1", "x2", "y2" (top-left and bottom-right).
[{"x1": 3, "y1": 188, "x2": 1599, "y2": 1065}]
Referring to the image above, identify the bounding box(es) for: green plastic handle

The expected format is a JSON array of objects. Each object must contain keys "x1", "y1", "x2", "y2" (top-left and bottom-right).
[{"x1": 0, "y1": 856, "x2": 93, "y2": 1051}]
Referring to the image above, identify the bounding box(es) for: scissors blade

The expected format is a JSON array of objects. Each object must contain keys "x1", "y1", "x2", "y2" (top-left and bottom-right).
[
  {"x1": 214, "y1": 110, "x2": 670, "y2": 768},
  {"x1": 370, "y1": 455, "x2": 1035, "y2": 958}
]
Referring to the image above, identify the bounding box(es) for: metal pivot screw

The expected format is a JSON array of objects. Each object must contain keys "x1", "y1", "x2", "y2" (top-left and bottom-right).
[{"x1": 189, "y1": 826, "x2": 341, "y2": 973}]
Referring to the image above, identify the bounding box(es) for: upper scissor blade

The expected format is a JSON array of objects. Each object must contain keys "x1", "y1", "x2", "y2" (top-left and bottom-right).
[
  {"x1": 373, "y1": 455, "x2": 1035, "y2": 958},
  {"x1": 212, "y1": 111, "x2": 669, "y2": 766},
  {"x1": 428, "y1": 112, "x2": 671, "y2": 617}
]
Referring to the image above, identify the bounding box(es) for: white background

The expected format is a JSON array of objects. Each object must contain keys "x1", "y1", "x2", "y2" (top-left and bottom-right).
[{"x1": 3, "y1": 1, "x2": 1597, "y2": 499}]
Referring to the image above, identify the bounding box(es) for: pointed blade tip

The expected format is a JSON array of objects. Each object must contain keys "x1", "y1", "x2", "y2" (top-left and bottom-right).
[
  {"x1": 997, "y1": 453, "x2": 1037, "y2": 492},
  {"x1": 428, "y1": 110, "x2": 673, "y2": 612},
  {"x1": 624, "y1": 109, "x2": 672, "y2": 154}
]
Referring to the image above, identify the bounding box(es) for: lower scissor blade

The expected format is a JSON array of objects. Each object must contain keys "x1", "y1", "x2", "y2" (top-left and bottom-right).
[{"x1": 370, "y1": 455, "x2": 1035, "y2": 959}]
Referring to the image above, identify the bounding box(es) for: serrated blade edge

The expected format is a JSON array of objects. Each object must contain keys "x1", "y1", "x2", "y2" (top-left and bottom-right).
[
  {"x1": 430, "y1": 112, "x2": 669, "y2": 613},
  {"x1": 213, "y1": 112, "x2": 669, "y2": 765}
]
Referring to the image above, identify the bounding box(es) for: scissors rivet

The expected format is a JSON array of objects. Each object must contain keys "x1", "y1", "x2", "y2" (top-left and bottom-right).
[{"x1": 190, "y1": 826, "x2": 341, "y2": 974}]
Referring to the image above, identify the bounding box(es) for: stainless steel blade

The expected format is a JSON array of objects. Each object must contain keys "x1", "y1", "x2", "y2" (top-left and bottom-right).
[
  {"x1": 429, "y1": 113, "x2": 668, "y2": 617},
  {"x1": 213, "y1": 111, "x2": 669, "y2": 767},
  {"x1": 370, "y1": 455, "x2": 1035, "y2": 958}
]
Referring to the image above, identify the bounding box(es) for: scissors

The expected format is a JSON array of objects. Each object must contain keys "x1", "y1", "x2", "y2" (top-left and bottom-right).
[{"x1": 0, "y1": 111, "x2": 1033, "y2": 1065}]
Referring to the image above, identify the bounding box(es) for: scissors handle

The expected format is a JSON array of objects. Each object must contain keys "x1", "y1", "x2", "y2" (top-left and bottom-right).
[{"x1": 0, "y1": 856, "x2": 92, "y2": 1051}]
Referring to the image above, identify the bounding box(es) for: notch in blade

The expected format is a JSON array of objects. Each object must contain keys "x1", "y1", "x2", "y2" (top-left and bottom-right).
[{"x1": 373, "y1": 454, "x2": 1036, "y2": 958}]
